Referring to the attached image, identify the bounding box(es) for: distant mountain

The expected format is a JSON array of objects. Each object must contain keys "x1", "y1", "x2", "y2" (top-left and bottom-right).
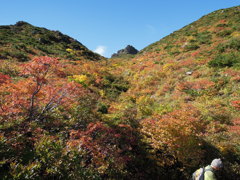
[
  {"x1": 111, "y1": 45, "x2": 138, "y2": 58},
  {"x1": 0, "y1": 21, "x2": 103, "y2": 61}
]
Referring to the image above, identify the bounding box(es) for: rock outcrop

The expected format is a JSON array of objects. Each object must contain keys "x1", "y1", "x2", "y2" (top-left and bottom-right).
[{"x1": 111, "y1": 45, "x2": 138, "y2": 58}]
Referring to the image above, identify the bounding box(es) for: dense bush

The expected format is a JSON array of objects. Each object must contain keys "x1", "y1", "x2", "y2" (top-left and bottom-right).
[
  {"x1": 217, "y1": 37, "x2": 240, "y2": 52},
  {"x1": 100, "y1": 74, "x2": 129, "y2": 100},
  {"x1": 208, "y1": 52, "x2": 240, "y2": 68},
  {"x1": 216, "y1": 29, "x2": 233, "y2": 37},
  {"x1": 0, "y1": 61, "x2": 20, "y2": 77},
  {"x1": 195, "y1": 31, "x2": 212, "y2": 44},
  {"x1": 184, "y1": 43, "x2": 200, "y2": 51}
]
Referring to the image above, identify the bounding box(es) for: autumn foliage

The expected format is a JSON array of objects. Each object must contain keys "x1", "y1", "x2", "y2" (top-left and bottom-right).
[
  {"x1": 0, "y1": 73, "x2": 10, "y2": 84},
  {"x1": 0, "y1": 56, "x2": 142, "y2": 179},
  {"x1": 141, "y1": 105, "x2": 206, "y2": 169},
  {"x1": 67, "y1": 122, "x2": 136, "y2": 175},
  {"x1": 232, "y1": 100, "x2": 240, "y2": 110},
  {"x1": 0, "y1": 57, "x2": 85, "y2": 125},
  {"x1": 1, "y1": 6, "x2": 240, "y2": 180}
]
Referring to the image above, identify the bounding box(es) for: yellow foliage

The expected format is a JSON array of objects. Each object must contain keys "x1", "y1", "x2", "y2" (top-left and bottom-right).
[
  {"x1": 140, "y1": 105, "x2": 206, "y2": 167},
  {"x1": 186, "y1": 35, "x2": 195, "y2": 41},
  {"x1": 231, "y1": 31, "x2": 240, "y2": 37},
  {"x1": 162, "y1": 63, "x2": 175, "y2": 72},
  {"x1": 112, "y1": 63, "x2": 119, "y2": 67},
  {"x1": 66, "y1": 48, "x2": 73, "y2": 53},
  {"x1": 99, "y1": 90, "x2": 105, "y2": 97},
  {"x1": 71, "y1": 75, "x2": 88, "y2": 84}
]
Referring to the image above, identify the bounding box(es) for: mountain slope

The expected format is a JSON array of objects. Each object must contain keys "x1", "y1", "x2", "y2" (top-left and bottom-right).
[
  {"x1": 0, "y1": 6, "x2": 240, "y2": 180},
  {"x1": 123, "y1": 6, "x2": 240, "y2": 97},
  {"x1": 141, "y1": 6, "x2": 240, "y2": 54},
  {"x1": 102, "y1": 6, "x2": 240, "y2": 179},
  {"x1": 0, "y1": 21, "x2": 103, "y2": 61}
]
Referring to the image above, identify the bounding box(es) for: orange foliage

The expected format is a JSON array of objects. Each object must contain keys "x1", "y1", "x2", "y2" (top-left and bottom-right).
[
  {"x1": 0, "y1": 56, "x2": 86, "y2": 123},
  {"x1": 141, "y1": 105, "x2": 206, "y2": 167},
  {"x1": 21, "y1": 56, "x2": 60, "y2": 80},
  {"x1": 191, "y1": 51, "x2": 200, "y2": 57},
  {"x1": 224, "y1": 69, "x2": 240, "y2": 82},
  {"x1": 178, "y1": 58, "x2": 196, "y2": 67},
  {"x1": 231, "y1": 100, "x2": 240, "y2": 110},
  {"x1": 0, "y1": 73, "x2": 11, "y2": 84},
  {"x1": 229, "y1": 118, "x2": 240, "y2": 134},
  {"x1": 177, "y1": 79, "x2": 215, "y2": 91}
]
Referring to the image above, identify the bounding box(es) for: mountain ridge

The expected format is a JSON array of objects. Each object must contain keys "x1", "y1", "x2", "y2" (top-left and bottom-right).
[{"x1": 0, "y1": 21, "x2": 104, "y2": 61}]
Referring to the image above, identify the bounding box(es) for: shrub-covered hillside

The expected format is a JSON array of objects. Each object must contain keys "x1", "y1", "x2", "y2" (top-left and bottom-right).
[
  {"x1": 0, "y1": 21, "x2": 103, "y2": 61},
  {"x1": 0, "y1": 6, "x2": 240, "y2": 180},
  {"x1": 101, "y1": 6, "x2": 240, "y2": 179}
]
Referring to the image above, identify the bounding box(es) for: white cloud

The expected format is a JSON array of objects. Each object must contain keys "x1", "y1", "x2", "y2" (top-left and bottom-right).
[{"x1": 94, "y1": 45, "x2": 107, "y2": 56}]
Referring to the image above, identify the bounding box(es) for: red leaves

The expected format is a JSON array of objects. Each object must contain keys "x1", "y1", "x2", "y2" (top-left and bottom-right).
[
  {"x1": 22, "y1": 56, "x2": 59, "y2": 74},
  {"x1": 68, "y1": 122, "x2": 119, "y2": 153},
  {"x1": 178, "y1": 58, "x2": 196, "y2": 67},
  {"x1": 21, "y1": 56, "x2": 59, "y2": 83},
  {"x1": 0, "y1": 73, "x2": 11, "y2": 85},
  {"x1": 177, "y1": 79, "x2": 215, "y2": 91},
  {"x1": 0, "y1": 56, "x2": 87, "y2": 123},
  {"x1": 232, "y1": 100, "x2": 240, "y2": 110},
  {"x1": 191, "y1": 51, "x2": 200, "y2": 57},
  {"x1": 67, "y1": 122, "x2": 136, "y2": 173},
  {"x1": 224, "y1": 69, "x2": 240, "y2": 82},
  {"x1": 229, "y1": 118, "x2": 240, "y2": 134}
]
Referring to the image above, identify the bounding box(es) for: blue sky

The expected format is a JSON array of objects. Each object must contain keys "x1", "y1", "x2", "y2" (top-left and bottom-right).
[{"x1": 0, "y1": 0, "x2": 239, "y2": 57}]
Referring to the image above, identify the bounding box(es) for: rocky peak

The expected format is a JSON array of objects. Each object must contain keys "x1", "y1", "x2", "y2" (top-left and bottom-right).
[
  {"x1": 111, "y1": 45, "x2": 139, "y2": 58},
  {"x1": 15, "y1": 21, "x2": 31, "y2": 27}
]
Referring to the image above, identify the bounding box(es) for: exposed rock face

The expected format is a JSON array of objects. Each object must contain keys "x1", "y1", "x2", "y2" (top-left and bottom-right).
[{"x1": 111, "y1": 45, "x2": 138, "y2": 58}]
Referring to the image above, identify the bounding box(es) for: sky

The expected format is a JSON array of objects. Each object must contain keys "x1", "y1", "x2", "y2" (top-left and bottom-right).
[{"x1": 0, "y1": 0, "x2": 239, "y2": 57}]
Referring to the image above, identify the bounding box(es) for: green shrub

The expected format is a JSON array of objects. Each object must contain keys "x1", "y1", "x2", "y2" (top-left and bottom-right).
[
  {"x1": 217, "y1": 37, "x2": 240, "y2": 52},
  {"x1": 101, "y1": 74, "x2": 129, "y2": 100},
  {"x1": 97, "y1": 102, "x2": 109, "y2": 114},
  {"x1": 189, "y1": 39, "x2": 197, "y2": 43},
  {"x1": 184, "y1": 44, "x2": 200, "y2": 51},
  {"x1": 164, "y1": 44, "x2": 174, "y2": 50},
  {"x1": 216, "y1": 23, "x2": 228, "y2": 27},
  {"x1": 184, "y1": 89, "x2": 203, "y2": 97},
  {"x1": 0, "y1": 51, "x2": 9, "y2": 59},
  {"x1": 168, "y1": 50, "x2": 180, "y2": 56},
  {"x1": 208, "y1": 52, "x2": 240, "y2": 68},
  {"x1": 195, "y1": 31, "x2": 212, "y2": 44},
  {"x1": 1, "y1": 135, "x2": 101, "y2": 180},
  {"x1": 216, "y1": 29, "x2": 233, "y2": 37},
  {"x1": 0, "y1": 62, "x2": 19, "y2": 77},
  {"x1": 69, "y1": 96, "x2": 99, "y2": 129},
  {"x1": 9, "y1": 51, "x2": 29, "y2": 62}
]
